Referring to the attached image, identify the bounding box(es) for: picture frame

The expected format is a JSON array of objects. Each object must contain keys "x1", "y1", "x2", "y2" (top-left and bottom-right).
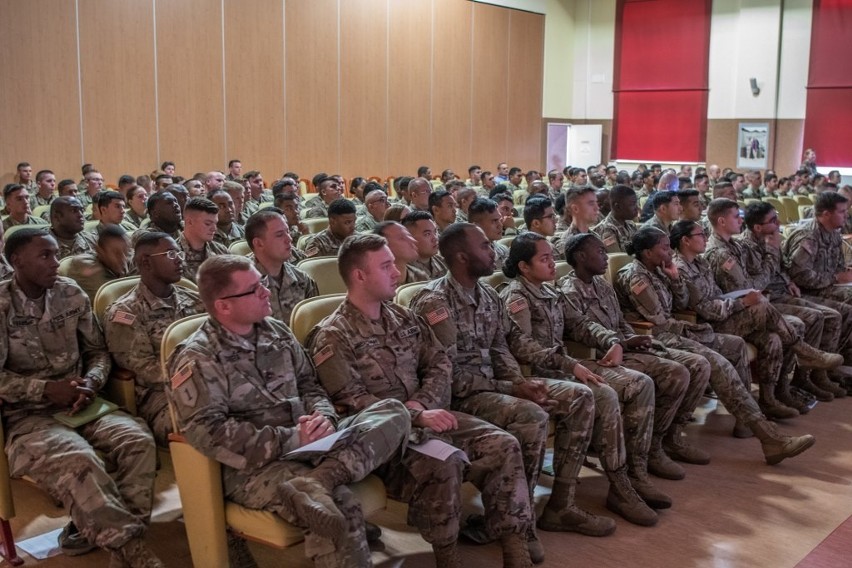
[{"x1": 737, "y1": 122, "x2": 769, "y2": 169}]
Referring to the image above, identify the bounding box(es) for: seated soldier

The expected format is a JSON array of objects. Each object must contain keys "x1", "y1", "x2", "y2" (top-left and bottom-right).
[
  {"x1": 104, "y1": 232, "x2": 204, "y2": 446},
  {"x1": 304, "y1": 198, "x2": 357, "y2": 258},
  {"x1": 374, "y1": 221, "x2": 423, "y2": 284},
  {"x1": 30, "y1": 169, "x2": 57, "y2": 209},
  {"x1": 523, "y1": 196, "x2": 557, "y2": 240},
  {"x1": 222, "y1": 181, "x2": 248, "y2": 224},
  {"x1": 429, "y1": 190, "x2": 457, "y2": 234},
  {"x1": 355, "y1": 182, "x2": 389, "y2": 233},
  {"x1": 273, "y1": 191, "x2": 309, "y2": 258},
  {"x1": 348, "y1": 177, "x2": 367, "y2": 216},
  {"x1": 3, "y1": 183, "x2": 49, "y2": 227},
  {"x1": 0, "y1": 218, "x2": 13, "y2": 279},
  {"x1": 93, "y1": 190, "x2": 137, "y2": 234},
  {"x1": 136, "y1": 191, "x2": 183, "y2": 242},
  {"x1": 553, "y1": 194, "x2": 571, "y2": 234},
  {"x1": 304, "y1": 175, "x2": 344, "y2": 219},
  {"x1": 409, "y1": 224, "x2": 619, "y2": 560},
  {"x1": 564, "y1": 186, "x2": 600, "y2": 236},
  {"x1": 125, "y1": 185, "x2": 148, "y2": 230},
  {"x1": 593, "y1": 184, "x2": 639, "y2": 253},
  {"x1": 308, "y1": 234, "x2": 533, "y2": 568},
  {"x1": 0, "y1": 228, "x2": 161, "y2": 567},
  {"x1": 66, "y1": 224, "x2": 131, "y2": 301},
  {"x1": 469, "y1": 198, "x2": 511, "y2": 270},
  {"x1": 166, "y1": 255, "x2": 409, "y2": 567},
  {"x1": 401, "y1": 210, "x2": 448, "y2": 279},
  {"x1": 641, "y1": 191, "x2": 681, "y2": 233},
  {"x1": 208, "y1": 188, "x2": 246, "y2": 247},
  {"x1": 177, "y1": 197, "x2": 229, "y2": 281},
  {"x1": 407, "y1": 178, "x2": 433, "y2": 213},
  {"x1": 245, "y1": 209, "x2": 317, "y2": 323},
  {"x1": 49, "y1": 197, "x2": 98, "y2": 259},
  {"x1": 493, "y1": 193, "x2": 519, "y2": 236},
  {"x1": 454, "y1": 186, "x2": 476, "y2": 223}
]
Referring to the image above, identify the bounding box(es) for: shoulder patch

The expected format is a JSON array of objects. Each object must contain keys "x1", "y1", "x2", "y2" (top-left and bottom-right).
[
  {"x1": 630, "y1": 279, "x2": 648, "y2": 296},
  {"x1": 508, "y1": 297, "x2": 529, "y2": 314},
  {"x1": 170, "y1": 361, "x2": 195, "y2": 390},
  {"x1": 722, "y1": 257, "x2": 735, "y2": 272},
  {"x1": 425, "y1": 306, "x2": 449, "y2": 325},
  {"x1": 111, "y1": 310, "x2": 137, "y2": 326},
  {"x1": 305, "y1": 246, "x2": 319, "y2": 258},
  {"x1": 313, "y1": 344, "x2": 334, "y2": 366}
]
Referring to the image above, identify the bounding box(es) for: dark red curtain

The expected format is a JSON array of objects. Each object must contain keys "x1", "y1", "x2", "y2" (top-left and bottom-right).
[
  {"x1": 612, "y1": 0, "x2": 711, "y2": 162},
  {"x1": 803, "y1": 0, "x2": 852, "y2": 167}
]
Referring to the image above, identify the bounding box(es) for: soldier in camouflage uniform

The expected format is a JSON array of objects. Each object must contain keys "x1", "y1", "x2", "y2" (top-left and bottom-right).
[
  {"x1": 307, "y1": 234, "x2": 532, "y2": 568},
  {"x1": 564, "y1": 186, "x2": 599, "y2": 236},
  {"x1": 176, "y1": 197, "x2": 229, "y2": 282},
  {"x1": 411, "y1": 225, "x2": 645, "y2": 561},
  {"x1": 304, "y1": 176, "x2": 344, "y2": 219},
  {"x1": 614, "y1": 226, "x2": 816, "y2": 465},
  {"x1": 675, "y1": 211, "x2": 841, "y2": 417},
  {"x1": 0, "y1": 229, "x2": 162, "y2": 567},
  {"x1": 469, "y1": 198, "x2": 511, "y2": 271},
  {"x1": 499, "y1": 233, "x2": 668, "y2": 518},
  {"x1": 374, "y1": 221, "x2": 427, "y2": 284},
  {"x1": 401, "y1": 211, "x2": 449, "y2": 280},
  {"x1": 65, "y1": 224, "x2": 131, "y2": 302},
  {"x1": 303, "y1": 199, "x2": 357, "y2": 258},
  {"x1": 592, "y1": 185, "x2": 639, "y2": 253},
  {"x1": 133, "y1": 191, "x2": 183, "y2": 245},
  {"x1": 208, "y1": 189, "x2": 247, "y2": 248},
  {"x1": 244, "y1": 210, "x2": 318, "y2": 324},
  {"x1": 104, "y1": 233, "x2": 205, "y2": 447},
  {"x1": 167, "y1": 255, "x2": 409, "y2": 568},
  {"x1": 640, "y1": 191, "x2": 681, "y2": 234},
  {"x1": 0, "y1": 218, "x2": 13, "y2": 280},
  {"x1": 48, "y1": 197, "x2": 98, "y2": 259},
  {"x1": 558, "y1": 233, "x2": 711, "y2": 480}
]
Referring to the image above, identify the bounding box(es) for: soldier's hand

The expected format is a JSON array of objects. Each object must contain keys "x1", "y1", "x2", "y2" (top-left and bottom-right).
[
  {"x1": 787, "y1": 282, "x2": 801, "y2": 298},
  {"x1": 661, "y1": 257, "x2": 679, "y2": 280},
  {"x1": 502, "y1": 215, "x2": 515, "y2": 230},
  {"x1": 572, "y1": 363, "x2": 605, "y2": 385},
  {"x1": 68, "y1": 379, "x2": 97, "y2": 415},
  {"x1": 597, "y1": 344, "x2": 623, "y2": 367},
  {"x1": 43, "y1": 379, "x2": 85, "y2": 409},
  {"x1": 764, "y1": 230, "x2": 782, "y2": 249},
  {"x1": 415, "y1": 409, "x2": 458, "y2": 432},
  {"x1": 742, "y1": 290, "x2": 765, "y2": 307},
  {"x1": 625, "y1": 335, "x2": 653, "y2": 350},
  {"x1": 512, "y1": 379, "x2": 555, "y2": 409},
  {"x1": 298, "y1": 412, "x2": 335, "y2": 446},
  {"x1": 298, "y1": 222, "x2": 310, "y2": 236}
]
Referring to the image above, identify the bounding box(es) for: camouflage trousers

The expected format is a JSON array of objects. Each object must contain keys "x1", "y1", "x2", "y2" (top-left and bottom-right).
[
  {"x1": 5, "y1": 411, "x2": 156, "y2": 550},
  {"x1": 710, "y1": 303, "x2": 801, "y2": 387},
  {"x1": 658, "y1": 332, "x2": 763, "y2": 425},
  {"x1": 803, "y1": 293, "x2": 852, "y2": 363},
  {"x1": 581, "y1": 361, "x2": 655, "y2": 473},
  {"x1": 137, "y1": 390, "x2": 171, "y2": 448},
  {"x1": 377, "y1": 412, "x2": 531, "y2": 547},
  {"x1": 224, "y1": 399, "x2": 409, "y2": 568}
]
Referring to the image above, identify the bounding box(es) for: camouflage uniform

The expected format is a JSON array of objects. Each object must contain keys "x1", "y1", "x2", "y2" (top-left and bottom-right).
[
  {"x1": 559, "y1": 273, "x2": 709, "y2": 447},
  {"x1": 492, "y1": 241, "x2": 510, "y2": 272},
  {"x1": 125, "y1": 210, "x2": 147, "y2": 231},
  {"x1": 304, "y1": 228, "x2": 345, "y2": 258},
  {"x1": 640, "y1": 215, "x2": 670, "y2": 234},
  {"x1": 0, "y1": 257, "x2": 12, "y2": 280},
  {"x1": 303, "y1": 195, "x2": 323, "y2": 210},
  {"x1": 354, "y1": 214, "x2": 379, "y2": 233},
  {"x1": 403, "y1": 264, "x2": 430, "y2": 284},
  {"x1": 0, "y1": 277, "x2": 156, "y2": 551},
  {"x1": 500, "y1": 277, "x2": 654, "y2": 475},
  {"x1": 308, "y1": 299, "x2": 531, "y2": 545},
  {"x1": 252, "y1": 257, "x2": 318, "y2": 324},
  {"x1": 167, "y1": 316, "x2": 409, "y2": 568},
  {"x1": 304, "y1": 201, "x2": 330, "y2": 219},
  {"x1": 65, "y1": 253, "x2": 124, "y2": 302},
  {"x1": 615, "y1": 260, "x2": 763, "y2": 425},
  {"x1": 104, "y1": 281, "x2": 204, "y2": 446},
  {"x1": 213, "y1": 223, "x2": 246, "y2": 248},
  {"x1": 410, "y1": 276, "x2": 593, "y2": 518},
  {"x1": 2, "y1": 214, "x2": 49, "y2": 228},
  {"x1": 176, "y1": 234, "x2": 229, "y2": 282},
  {"x1": 675, "y1": 251, "x2": 800, "y2": 390},
  {"x1": 409, "y1": 255, "x2": 448, "y2": 280},
  {"x1": 592, "y1": 213, "x2": 637, "y2": 253},
  {"x1": 29, "y1": 193, "x2": 55, "y2": 210},
  {"x1": 51, "y1": 228, "x2": 98, "y2": 260}
]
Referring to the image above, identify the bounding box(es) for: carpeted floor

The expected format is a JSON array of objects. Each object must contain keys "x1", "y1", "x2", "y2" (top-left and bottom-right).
[{"x1": 8, "y1": 395, "x2": 852, "y2": 567}]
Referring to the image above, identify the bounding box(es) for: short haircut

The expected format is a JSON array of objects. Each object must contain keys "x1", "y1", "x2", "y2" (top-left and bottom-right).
[
  {"x1": 197, "y1": 255, "x2": 254, "y2": 312},
  {"x1": 338, "y1": 233, "x2": 388, "y2": 284},
  {"x1": 815, "y1": 191, "x2": 849, "y2": 216},
  {"x1": 610, "y1": 184, "x2": 636, "y2": 205},
  {"x1": 679, "y1": 188, "x2": 700, "y2": 201},
  {"x1": 36, "y1": 169, "x2": 54, "y2": 183},
  {"x1": 126, "y1": 185, "x2": 144, "y2": 201},
  {"x1": 134, "y1": 231, "x2": 172, "y2": 255},
  {"x1": 97, "y1": 223, "x2": 127, "y2": 246},
  {"x1": 400, "y1": 209, "x2": 434, "y2": 229},
  {"x1": 372, "y1": 221, "x2": 399, "y2": 238},
  {"x1": 228, "y1": 159, "x2": 241, "y2": 168},
  {"x1": 693, "y1": 173, "x2": 708, "y2": 184},
  {"x1": 185, "y1": 196, "x2": 219, "y2": 215},
  {"x1": 764, "y1": 173, "x2": 778, "y2": 183},
  {"x1": 118, "y1": 174, "x2": 135, "y2": 186},
  {"x1": 245, "y1": 209, "x2": 285, "y2": 251},
  {"x1": 508, "y1": 167, "x2": 522, "y2": 177},
  {"x1": 669, "y1": 220, "x2": 700, "y2": 250},
  {"x1": 206, "y1": 188, "x2": 229, "y2": 202},
  {"x1": 468, "y1": 165, "x2": 481, "y2": 174},
  {"x1": 161, "y1": 161, "x2": 175, "y2": 171},
  {"x1": 274, "y1": 193, "x2": 297, "y2": 208},
  {"x1": 363, "y1": 181, "x2": 384, "y2": 198},
  {"x1": 223, "y1": 180, "x2": 244, "y2": 194},
  {"x1": 328, "y1": 198, "x2": 357, "y2": 217},
  {"x1": 523, "y1": 196, "x2": 552, "y2": 227},
  {"x1": 97, "y1": 190, "x2": 125, "y2": 209},
  {"x1": 272, "y1": 178, "x2": 299, "y2": 196},
  {"x1": 16, "y1": 162, "x2": 30, "y2": 170},
  {"x1": 438, "y1": 222, "x2": 475, "y2": 261},
  {"x1": 245, "y1": 170, "x2": 261, "y2": 181},
  {"x1": 490, "y1": 184, "x2": 512, "y2": 199},
  {"x1": 712, "y1": 182, "x2": 735, "y2": 198},
  {"x1": 503, "y1": 232, "x2": 546, "y2": 278},
  {"x1": 563, "y1": 233, "x2": 602, "y2": 267},
  {"x1": 58, "y1": 179, "x2": 76, "y2": 192},
  {"x1": 467, "y1": 197, "x2": 497, "y2": 223},
  {"x1": 565, "y1": 185, "x2": 595, "y2": 208},
  {"x1": 146, "y1": 190, "x2": 174, "y2": 214},
  {"x1": 3, "y1": 183, "x2": 24, "y2": 199},
  {"x1": 706, "y1": 198, "x2": 739, "y2": 225},
  {"x1": 650, "y1": 191, "x2": 678, "y2": 211},
  {"x1": 493, "y1": 193, "x2": 514, "y2": 207},
  {"x1": 5, "y1": 227, "x2": 50, "y2": 263},
  {"x1": 428, "y1": 190, "x2": 452, "y2": 213},
  {"x1": 417, "y1": 166, "x2": 430, "y2": 177},
  {"x1": 743, "y1": 201, "x2": 775, "y2": 230}
]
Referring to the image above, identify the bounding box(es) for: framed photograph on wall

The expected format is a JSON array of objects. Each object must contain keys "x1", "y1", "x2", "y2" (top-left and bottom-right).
[{"x1": 737, "y1": 123, "x2": 769, "y2": 169}]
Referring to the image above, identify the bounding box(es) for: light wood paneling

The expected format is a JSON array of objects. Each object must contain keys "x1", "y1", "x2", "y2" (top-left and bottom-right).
[
  {"x1": 387, "y1": 0, "x2": 433, "y2": 177},
  {"x1": 156, "y1": 0, "x2": 226, "y2": 176},
  {"x1": 340, "y1": 0, "x2": 388, "y2": 179},
  {"x1": 0, "y1": 0, "x2": 81, "y2": 184},
  {"x1": 78, "y1": 0, "x2": 158, "y2": 184},
  {"x1": 471, "y1": 2, "x2": 510, "y2": 174},
  {"x1": 431, "y1": 0, "x2": 473, "y2": 177},
  {"x1": 507, "y1": 10, "x2": 544, "y2": 170},
  {"x1": 285, "y1": 0, "x2": 340, "y2": 178},
  {"x1": 224, "y1": 0, "x2": 285, "y2": 181}
]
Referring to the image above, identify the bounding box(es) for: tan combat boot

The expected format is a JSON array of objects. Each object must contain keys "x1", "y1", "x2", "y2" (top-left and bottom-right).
[
  {"x1": 793, "y1": 341, "x2": 844, "y2": 370},
  {"x1": 750, "y1": 420, "x2": 816, "y2": 465},
  {"x1": 628, "y1": 451, "x2": 673, "y2": 510},
  {"x1": 811, "y1": 370, "x2": 847, "y2": 398},
  {"x1": 113, "y1": 538, "x2": 164, "y2": 568},
  {"x1": 502, "y1": 532, "x2": 533, "y2": 568},
  {"x1": 537, "y1": 480, "x2": 616, "y2": 536},
  {"x1": 647, "y1": 434, "x2": 685, "y2": 480},
  {"x1": 433, "y1": 542, "x2": 462, "y2": 568},
  {"x1": 278, "y1": 477, "x2": 346, "y2": 538},
  {"x1": 228, "y1": 533, "x2": 259, "y2": 568},
  {"x1": 758, "y1": 384, "x2": 799, "y2": 420},
  {"x1": 662, "y1": 424, "x2": 711, "y2": 465},
  {"x1": 605, "y1": 467, "x2": 658, "y2": 526},
  {"x1": 792, "y1": 369, "x2": 834, "y2": 401}
]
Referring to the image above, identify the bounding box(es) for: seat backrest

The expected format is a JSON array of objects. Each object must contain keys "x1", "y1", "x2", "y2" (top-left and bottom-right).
[
  {"x1": 228, "y1": 240, "x2": 251, "y2": 256},
  {"x1": 58, "y1": 255, "x2": 75, "y2": 277},
  {"x1": 303, "y1": 218, "x2": 329, "y2": 234},
  {"x1": 84, "y1": 220, "x2": 99, "y2": 231},
  {"x1": 93, "y1": 277, "x2": 198, "y2": 321},
  {"x1": 296, "y1": 257, "x2": 346, "y2": 295},
  {"x1": 32, "y1": 204, "x2": 50, "y2": 219},
  {"x1": 160, "y1": 314, "x2": 209, "y2": 375},
  {"x1": 4, "y1": 224, "x2": 39, "y2": 240},
  {"x1": 605, "y1": 252, "x2": 632, "y2": 285},
  {"x1": 554, "y1": 260, "x2": 572, "y2": 282},
  {"x1": 764, "y1": 197, "x2": 788, "y2": 224},
  {"x1": 498, "y1": 236, "x2": 516, "y2": 249},
  {"x1": 394, "y1": 282, "x2": 427, "y2": 308},
  {"x1": 780, "y1": 196, "x2": 800, "y2": 222},
  {"x1": 483, "y1": 271, "x2": 510, "y2": 292},
  {"x1": 288, "y1": 294, "x2": 346, "y2": 345}
]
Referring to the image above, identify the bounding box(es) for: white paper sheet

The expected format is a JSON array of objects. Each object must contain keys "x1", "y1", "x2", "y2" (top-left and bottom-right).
[
  {"x1": 409, "y1": 439, "x2": 469, "y2": 463},
  {"x1": 285, "y1": 426, "x2": 353, "y2": 457},
  {"x1": 16, "y1": 527, "x2": 62, "y2": 560},
  {"x1": 720, "y1": 289, "x2": 755, "y2": 300}
]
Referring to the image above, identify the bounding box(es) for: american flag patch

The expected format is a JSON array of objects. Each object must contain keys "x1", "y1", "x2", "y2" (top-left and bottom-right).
[
  {"x1": 631, "y1": 280, "x2": 648, "y2": 296},
  {"x1": 171, "y1": 361, "x2": 195, "y2": 389},
  {"x1": 306, "y1": 246, "x2": 319, "y2": 258},
  {"x1": 508, "y1": 297, "x2": 528, "y2": 314},
  {"x1": 722, "y1": 257, "x2": 735, "y2": 272},
  {"x1": 426, "y1": 307, "x2": 449, "y2": 325},
  {"x1": 313, "y1": 344, "x2": 334, "y2": 366},
  {"x1": 603, "y1": 236, "x2": 616, "y2": 247},
  {"x1": 111, "y1": 311, "x2": 137, "y2": 326}
]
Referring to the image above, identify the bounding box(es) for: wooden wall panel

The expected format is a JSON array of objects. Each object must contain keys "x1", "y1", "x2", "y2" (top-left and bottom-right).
[
  {"x1": 78, "y1": 0, "x2": 157, "y2": 184},
  {"x1": 224, "y1": 0, "x2": 285, "y2": 181},
  {"x1": 387, "y1": 0, "x2": 433, "y2": 177},
  {"x1": 340, "y1": 0, "x2": 389, "y2": 179},
  {"x1": 431, "y1": 0, "x2": 473, "y2": 177},
  {"x1": 471, "y1": 3, "x2": 510, "y2": 174},
  {"x1": 508, "y1": 10, "x2": 545, "y2": 170},
  {"x1": 285, "y1": 0, "x2": 339, "y2": 178},
  {"x1": 156, "y1": 0, "x2": 225, "y2": 176},
  {"x1": 0, "y1": 0, "x2": 81, "y2": 184}
]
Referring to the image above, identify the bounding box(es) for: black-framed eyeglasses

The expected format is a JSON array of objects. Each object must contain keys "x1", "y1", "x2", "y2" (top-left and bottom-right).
[
  {"x1": 757, "y1": 216, "x2": 779, "y2": 225},
  {"x1": 688, "y1": 232, "x2": 706, "y2": 238},
  {"x1": 149, "y1": 250, "x2": 185, "y2": 261},
  {"x1": 219, "y1": 275, "x2": 269, "y2": 300}
]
